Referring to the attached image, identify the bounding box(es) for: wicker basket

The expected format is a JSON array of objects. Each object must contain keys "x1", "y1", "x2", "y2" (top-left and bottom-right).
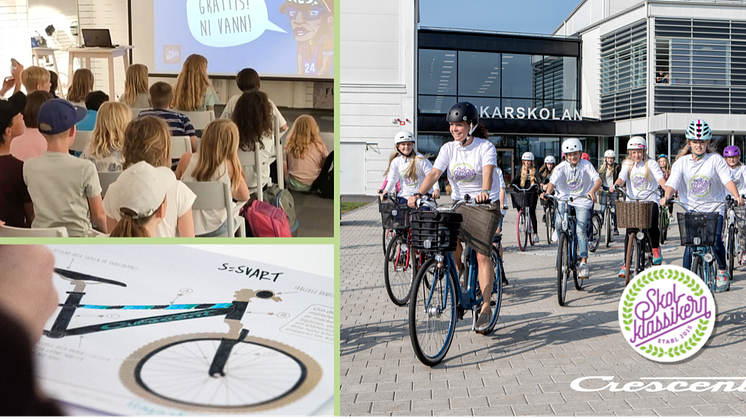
[
  {"x1": 616, "y1": 200, "x2": 654, "y2": 229},
  {"x1": 410, "y1": 210, "x2": 463, "y2": 252},
  {"x1": 510, "y1": 191, "x2": 535, "y2": 209},
  {"x1": 379, "y1": 199, "x2": 411, "y2": 229},
  {"x1": 678, "y1": 212, "x2": 718, "y2": 246}
]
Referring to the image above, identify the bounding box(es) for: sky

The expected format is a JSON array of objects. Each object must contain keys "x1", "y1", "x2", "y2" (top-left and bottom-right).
[{"x1": 419, "y1": 0, "x2": 583, "y2": 35}]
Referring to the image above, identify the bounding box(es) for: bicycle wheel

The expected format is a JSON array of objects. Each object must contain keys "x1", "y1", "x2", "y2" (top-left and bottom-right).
[
  {"x1": 384, "y1": 234, "x2": 413, "y2": 306},
  {"x1": 604, "y1": 209, "x2": 612, "y2": 248},
  {"x1": 728, "y1": 225, "x2": 736, "y2": 281},
  {"x1": 409, "y1": 257, "x2": 457, "y2": 366},
  {"x1": 546, "y1": 206, "x2": 555, "y2": 245},
  {"x1": 120, "y1": 333, "x2": 320, "y2": 412},
  {"x1": 382, "y1": 229, "x2": 388, "y2": 254},
  {"x1": 528, "y1": 214, "x2": 535, "y2": 246},
  {"x1": 589, "y1": 213, "x2": 601, "y2": 253},
  {"x1": 706, "y1": 258, "x2": 717, "y2": 292},
  {"x1": 517, "y1": 210, "x2": 527, "y2": 252},
  {"x1": 624, "y1": 234, "x2": 636, "y2": 285},
  {"x1": 557, "y1": 233, "x2": 569, "y2": 306},
  {"x1": 691, "y1": 254, "x2": 704, "y2": 287},
  {"x1": 477, "y1": 246, "x2": 503, "y2": 335}
]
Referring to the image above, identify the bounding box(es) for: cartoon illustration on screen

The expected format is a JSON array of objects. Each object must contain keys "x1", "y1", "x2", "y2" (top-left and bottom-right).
[{"x1": 279, "y1": 0, "x2": 334, "y2": 76}]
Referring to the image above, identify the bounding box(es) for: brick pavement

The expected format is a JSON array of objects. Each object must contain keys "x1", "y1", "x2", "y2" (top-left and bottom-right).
[{"x1": 341, "y1": 202, "x2": 746, "y2": 416}]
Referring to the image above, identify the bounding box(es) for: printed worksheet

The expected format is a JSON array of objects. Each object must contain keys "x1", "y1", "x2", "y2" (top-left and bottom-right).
[{"x1": 35, "y1": 245, "x2": 334, "y2": 416}]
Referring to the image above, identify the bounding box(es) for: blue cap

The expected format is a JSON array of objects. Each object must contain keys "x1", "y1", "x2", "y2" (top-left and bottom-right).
[{"x1": 37, "y1": 99, "x2": 87, "y2": 135}]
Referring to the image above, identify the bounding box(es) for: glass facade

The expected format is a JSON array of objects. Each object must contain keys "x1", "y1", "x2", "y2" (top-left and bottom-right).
[{"x1": 600, "y1": 20, "x2": 648, "y2": 121}]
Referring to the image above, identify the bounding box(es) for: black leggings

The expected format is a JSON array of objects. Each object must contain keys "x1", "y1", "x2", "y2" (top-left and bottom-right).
[
  {"x1": 623, "y1": 204, "x2": 660, "y2": 258},
  {"x1": 527, "y1": 200, "x2": 538, "y2": 234}
]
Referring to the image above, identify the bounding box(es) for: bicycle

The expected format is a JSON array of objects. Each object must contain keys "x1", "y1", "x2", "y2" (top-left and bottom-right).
[
  {"x1": 597, "y1": 189, "x2": 617, "y2": 248},
  {"x1": 381, "y1": 191, "x2": 426, "y2": 306},
  {"x1": 509, "y1": 184, "x2": 541, "y2": 251},
  {"x1": 616, "y1": 187, "x2": 659, "y2": 284},
  {"x1": 546, "y1": 194, "x2": 585, "y2": 306},
  {"x1": 668, "y1": 198, "x2": 724, "y2": 293},
  {"x1": 408, "y1": 195, "x2": 504, "y2": 366},
  {"x1": 723, "y1": 195, "x2": 745, "y2": 280},
  {"x1": 378, "y1": 190, "x2": 399, "y2": 254},
  {"x1": 589, "y1": 209, "x2": 602, "y2": 253},
  {"x1": 46, "y1": 268, "x2": 320, "y2": 413},
  {"x1": 542, "y1": 194, "x2": 556, "y2": 244},
  {"x1": 659, "y1": 203, "x2": 670, "y2": 245}
]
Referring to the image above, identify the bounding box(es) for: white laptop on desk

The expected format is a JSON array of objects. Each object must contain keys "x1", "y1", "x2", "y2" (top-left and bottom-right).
[{"x1": 81, "y1": 29, "x2": 118, "y2": 48}]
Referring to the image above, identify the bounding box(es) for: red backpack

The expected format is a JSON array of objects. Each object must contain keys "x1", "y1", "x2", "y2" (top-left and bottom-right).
[{"x1": 244, "y1": 200, "x2": 292, "y2": 237}]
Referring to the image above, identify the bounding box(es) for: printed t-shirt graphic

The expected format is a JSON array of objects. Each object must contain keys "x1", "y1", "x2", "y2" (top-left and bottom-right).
[
  {"x1": 666, "y1": 153, "x2": 734, "y2": 214},
  {"x1": 618, "y1": 160, "x2": 664, "y2": 203},
  {"x1": 548, "y1": 159, "x2": 600, "y2": 209}
]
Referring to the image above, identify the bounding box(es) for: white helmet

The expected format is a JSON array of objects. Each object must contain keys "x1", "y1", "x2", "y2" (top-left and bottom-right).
[
  {"x1": 604, "y1": 149, "x2": 615, "y2": 158},
  {"x1": 522, "y1": 152, "x2": 535, "y2": 161},
  {"x1": 627, "y1": 136, "x2": 646, "y2": 150},
  {"x1": 544, "y1": 155, "x2": 556, "y2": 164},
  {"x1": 394, "y1": 130, "x2": 414, "y2": 145},
  {"x1": 562, "y1": 138, "x2": 583, "y2": 153}
]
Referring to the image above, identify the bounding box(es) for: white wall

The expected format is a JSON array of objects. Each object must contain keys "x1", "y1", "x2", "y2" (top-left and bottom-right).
[
  {"x1": 340, "y1": 0, "x2": 415, "y2": 195},
  {"x1": 581, "y1": 26, "x2": 601, "y2": 119},
  {"x1": 27, "y1": 0, "x2": 78, "y2": 91}
]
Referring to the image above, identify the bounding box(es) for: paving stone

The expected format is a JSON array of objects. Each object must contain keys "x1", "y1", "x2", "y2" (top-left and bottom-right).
[
  {"x1": 449, "y1": 395, "x2": 489, "y2": 409},
  {"x1": 525, "y1": 392, "x2": 566, "y2": 405},
  {"x1": 512, "y1": 403, "x2": 554, "y2": 416},
  {"x1": 370, "y1": 400, "x2": 411, "y2": 413},
  {"x1": 693, "y1": 405, "x2": 742, "y2": 416},
  {"x1": 587, "y1": 399, "x2": 633, "y2": 412},
  {"x1": 654, "y1": 407, "x2": 701, "y2": 416},
  {"x1": 473, "y1": 405, "x2": 515, "y2": 416},
  {"x1": 487, "y1": 394, "x2": 528, "y2": 406},
  {"x1": 393, "y1": 390, "x2": 432, "y2": 401},
  {"x1": 356, "y1": 391, "x2": 395, "y2": 402},
  {"x1": 340, "y1": 402, "x2": 372, "y2": 415},
  {"x1": 550, "y1": 401, "x2": 594, "y2": 415}
]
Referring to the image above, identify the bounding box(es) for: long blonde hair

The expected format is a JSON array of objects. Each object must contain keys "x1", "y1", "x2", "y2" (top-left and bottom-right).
[
  {"x1": 285, "y1": 115, "x2": 325, "y2": 159},
  {"x1": 88, "y1": 102, "x2": 132, "y2": 158},
  {"x1": 192, "y1": 119, "x2": 243, "y2": 193},
  {"x1": 122, "y1": 64, "x2": 149, "y2": 106},
  {"x1": 539, "y1": 163, "x2": 555, "y2": 178},
  {"x1": 383, "y1": 147, "x2": 428, "y2": 183},
  {"x1": 623, "y1": 155, "x2": 652, "y2": 180},
  {"x1": 173, "y1": 54, "x2": 210, "y2": 111},
  {"x1": 520, "y1": 164, "x2": 536, "y2": 187},
  {"x1": 598, "y1": 160, "x2": 617, "y2": 178},
  {"x1": 122, "y1": 116, "x2": 171, "y2": 168},
  {"x1": 67, "y1": 68, "x2": 94, "y2": 103},
  {"x1": 658, "y1": 156, "x2": 671, "y2": 176}
]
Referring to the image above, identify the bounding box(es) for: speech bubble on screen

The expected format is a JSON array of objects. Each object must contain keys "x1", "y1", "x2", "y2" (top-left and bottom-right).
[{"x1": 186, "y1": 0, "x2": 286, "y2": 47}]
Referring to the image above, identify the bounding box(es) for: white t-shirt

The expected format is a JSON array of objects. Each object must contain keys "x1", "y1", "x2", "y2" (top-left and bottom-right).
[
  {"x1": 384, "y1": 152, "x2": 439, "y2": 199},
  {"x1": 728, "y1": 165, "x2": 746, "y2": 198},
  {"x1": 549, "y1": 159, "x2": 600, "y2": 209},
  {"x1": 666, "y1": 153, "x2": 735, "y2": 214},
  {"x1": 492, "y1": 167, "x2": 506, "y2": 216},
  {"x1": 104, "y1": 170, "x2": 196, "y2": 237},
  {"x1": 433, "y1": 137, "x2": 498, "y2": 201},
  {"x1": 618, "y1": 159, "x2": 664, "y2": 204}
]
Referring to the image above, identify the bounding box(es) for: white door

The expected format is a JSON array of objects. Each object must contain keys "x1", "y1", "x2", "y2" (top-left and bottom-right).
[{"x1": 340, "y1": 142, "x2": 366, "y2": 195}]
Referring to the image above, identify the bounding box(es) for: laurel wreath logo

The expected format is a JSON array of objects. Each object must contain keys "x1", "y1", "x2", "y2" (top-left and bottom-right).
[{"x1": 620, "y1": 268, "x2": 711, "y2": 360}]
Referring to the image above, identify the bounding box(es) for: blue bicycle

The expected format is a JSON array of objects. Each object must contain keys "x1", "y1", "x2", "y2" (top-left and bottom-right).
[
  {"x1": 546, "y1": 194, "x2": 585, "y2": 306},
  {"x1": 408, "y1": 196, "x2": 504, "y2": 366}
]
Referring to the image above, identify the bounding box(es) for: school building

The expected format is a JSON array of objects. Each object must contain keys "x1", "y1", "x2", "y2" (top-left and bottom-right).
[{"x1": 340, "y1": 0, "x2": 746, "y2": 194}]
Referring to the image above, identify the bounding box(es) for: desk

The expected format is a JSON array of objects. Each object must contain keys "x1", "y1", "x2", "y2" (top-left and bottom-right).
[
  {"x1": 31, "y1": 47, "x2": 59, "y2": 73},
  {"x1": 67, "y1": 46, "x2": 133, "y2": 98}
]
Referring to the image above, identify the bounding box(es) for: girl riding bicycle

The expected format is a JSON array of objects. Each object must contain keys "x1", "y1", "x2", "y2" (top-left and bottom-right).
[
  {"x1": 380, "y1": 130, "x2": 440, "y2": 203},
  {"x1": 610, "y1": 137, "x2": 667, "y2": 277},
  {"x1": 511, "y1": 152, "x2": 540, "y2": 243},
  {"x1": 538, "y1": 156, "x2": 556, "y2": 237},
  {"x1": 544, "y1": 138, "x2": 602, "y2": 280},
  {"x1": 723, "y1": 145, "x2": 746, "y2": 266},
  {"x1": 658, "y1": 154, "x2": 675, "y2": 221},
  {"x1": 598, "y1": 149, "x2": 621, "y2": 235},
  {"x1": 660, "y1": 119, "x2": 744, "y2": 291},
  {"x1": 408, "y1": 101, "x2": 500, "y2": 332}
]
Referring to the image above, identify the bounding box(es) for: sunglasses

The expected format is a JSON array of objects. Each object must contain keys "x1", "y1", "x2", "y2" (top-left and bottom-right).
[{"x1": 284, "y1": 7, "x2": 326, "y2": 21}]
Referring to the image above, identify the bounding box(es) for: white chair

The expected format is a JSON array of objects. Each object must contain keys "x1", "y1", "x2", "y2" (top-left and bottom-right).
[
  {"x1": 183, "y1": 181, "x2": 246, "y2": 237},
  {"x1": 320, "y1": 132, "x2": 334, "y2": 152},
  {"x1": 171, "y1": 136, "x2": 191, "y2": 160},
  {"x1": 238, "y1": 150, "x2": 268, "y2": 201},
  {"x1": 0, "y1": 225, "x2": 68, "y2": 237},
  {"x1": 130, "y1": 108, "x2": 148, "y2": 118},
  {"x1": 98, "y1": 171, "x2": 122, "y2": 197},
  {"x1": 180, "y1": 110, "x2": 215, "y2": 130},
  {"x1": 71, "y1": 130, "x2": 92, "y2": 154}
]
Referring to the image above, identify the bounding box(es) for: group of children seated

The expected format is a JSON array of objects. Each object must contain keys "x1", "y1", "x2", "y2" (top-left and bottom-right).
[{"x1": 0, "y1": 55, "x2": 330, "y2": 237}]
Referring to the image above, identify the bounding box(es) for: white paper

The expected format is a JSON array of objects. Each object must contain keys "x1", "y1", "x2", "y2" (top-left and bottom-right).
[{"x1": 35, "y1": 245, "x2": 334, "y2": 416}]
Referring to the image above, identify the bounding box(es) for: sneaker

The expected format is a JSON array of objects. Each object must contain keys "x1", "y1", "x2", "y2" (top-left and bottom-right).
[
  {"x1": 502, "y1": 270, "x2": 509, "y2": 286},
  {"x1": 619, "y1": 265, "x2": 626, "y2": 278},
  {"x1": 551, "y1": 230, "x2": 558, "y2": 242},
  {"x1": 716, "y1": 270, "x2": 730, "y2": 293},
  {"x1": 670, "y1": 216, "x2": 675, "y2": 223},
  {"x1": 578, "y1": 262, "x2": 589, "y2": 279},
  {"x1": 652, "y1": 248, "x2": 662, "y2": 265},
  {"x1": 532, "y1": 233, "x2": 540, "y2": 243},
  {"x1": 475, "y1": 305, "x2": 492, "y2": 332},
  {"x1": 613, "y1": 228, "x2": 620, "y2": 236},
  {"x1": 741, "y1": 253, "x2": 746, "y2": 266}
]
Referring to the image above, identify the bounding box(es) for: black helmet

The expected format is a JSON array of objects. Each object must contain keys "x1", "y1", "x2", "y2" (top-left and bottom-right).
[{"x1": 446, "y1": 102, "x2": 479, "y2": 125}]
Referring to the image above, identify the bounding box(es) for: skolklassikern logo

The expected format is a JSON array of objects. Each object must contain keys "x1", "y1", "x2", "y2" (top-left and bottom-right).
[{"x1": 618, "y1": 265, "x2": 715, "y2": 362}]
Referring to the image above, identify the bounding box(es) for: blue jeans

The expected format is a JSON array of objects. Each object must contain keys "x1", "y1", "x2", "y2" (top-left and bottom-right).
[
  {"x1": 555, "y1": 203, "x2": 590, "y2": 259},
  {"x1": 599, "y1": 186, "x2": 617, "y2": 229},
  {"x1": 683, "y1": 214, "x2": 725, "y2": 270}
]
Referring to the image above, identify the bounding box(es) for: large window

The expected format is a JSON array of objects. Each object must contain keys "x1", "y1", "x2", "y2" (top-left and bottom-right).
[
  {"x1": 600, "y1": 20, "x2": 647, "y2": 121},
  {"x1": 664, "y1": 39, "x2": 730, "y2": 85}
]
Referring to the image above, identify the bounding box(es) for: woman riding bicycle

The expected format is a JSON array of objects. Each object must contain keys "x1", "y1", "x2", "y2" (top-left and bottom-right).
[
  {"x1": 660, "y1": 119, "x2": 744, "y2": 291},
  {"x1": 610, "y1": 137, "x2": 667, "y2": 278},
  {"x1": 598, "y1": 149, "x2": 621, "y2": 235},
  {"x1": 511, "y1": 152, "x2": 540, "y2": 243},
  {"x1": 538, "y1": 156, "x2": 556, "y2": 238},
  {"x1": 723, "y1": 145, "x2": 746, "y2": 266},
  {"x1": 407, "y1": 101, "x2": 500, "y2": 332},
  {"x1": 380, "y1": 130, "x2": 441, "y2": 204},
  {"x1": 544, "y1": 138, "x2": 602, "y2": 280}
]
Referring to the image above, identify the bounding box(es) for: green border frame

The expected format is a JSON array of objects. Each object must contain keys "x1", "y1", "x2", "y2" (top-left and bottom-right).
[{"x1": 333, "y1": 0, "x2": 341, "y2": 414}]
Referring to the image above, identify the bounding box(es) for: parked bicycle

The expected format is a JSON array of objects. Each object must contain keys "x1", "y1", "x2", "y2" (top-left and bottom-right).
[
  {"x1": 380, "y1": 191, "x2": 424, "y2": 306},
  {"x1": 546, "y1": 194, "x2": 584, "y2": 306},
  {"x1": 509, "y1": 184, "x2": 541, "y2": 251},
  {"x1": 408, "y1": 195, "x2": 504, "y2": 366}
]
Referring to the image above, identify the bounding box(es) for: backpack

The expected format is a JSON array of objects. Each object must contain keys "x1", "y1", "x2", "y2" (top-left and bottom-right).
[
  {"x1": 263, "y1": 184, "x2": 299, "y2": 233},
  {"x1": 243, "y1": 200, "x2": 292, "y2": 237},
  {"x1": 311, "y1": 150, "x2": 334, "y2": 199}
]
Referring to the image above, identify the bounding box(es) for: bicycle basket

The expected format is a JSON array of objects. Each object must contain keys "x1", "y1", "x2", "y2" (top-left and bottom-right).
[
  {"x1": 616, "y1": 200, "x2": 654, "y2": 229},
  {"x1": 410, "y1": 210, "x2": 463, "y2": 252},
  {"x1": 379, "y1": 199, "x2": 411, "y2": 229},
  {"x1": 677, "y1": 212, "x2": 718, "y2": 246},
  {"x1": 510, "y1": 191, "x2": 535, "y2": 209},
  {"x1": 598, "y1": 191, "x2": 617, "y2": 207}
]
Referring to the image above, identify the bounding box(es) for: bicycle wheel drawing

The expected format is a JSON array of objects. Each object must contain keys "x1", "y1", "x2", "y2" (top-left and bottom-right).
[{"x1": 120, "y1": 334, "x2": 321, "y2": 413}]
